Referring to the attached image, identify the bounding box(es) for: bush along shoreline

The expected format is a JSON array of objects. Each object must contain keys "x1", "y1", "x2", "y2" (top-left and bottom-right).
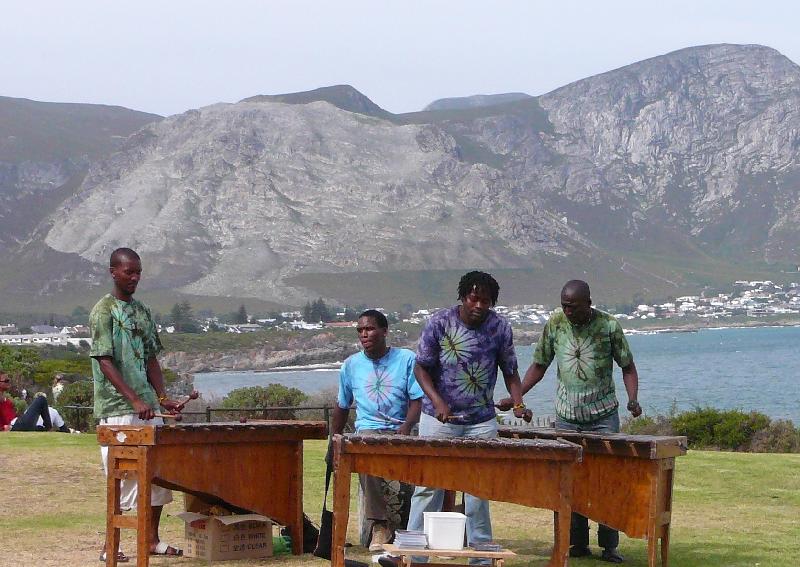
[{"x1": 623, "y1": 406, "x2": 800, "y2": 453}]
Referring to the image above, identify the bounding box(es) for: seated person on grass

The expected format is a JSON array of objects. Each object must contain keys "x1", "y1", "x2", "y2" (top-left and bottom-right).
[
  {"x1": 0, "y1": 371, "x2": 17, "y2": 431},
  {"x1": 9, "y1": 392, "x2": 71, "y2": 432}
]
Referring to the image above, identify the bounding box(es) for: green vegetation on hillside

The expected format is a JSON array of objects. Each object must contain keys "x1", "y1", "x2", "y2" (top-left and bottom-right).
[{"x1": 287, "y1": 252, "x2": 797, "y2": 310}]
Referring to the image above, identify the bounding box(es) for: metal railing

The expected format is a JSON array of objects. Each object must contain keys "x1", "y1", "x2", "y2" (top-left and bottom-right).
[
  {"x1": 61, "y1": 404, "x2": 555, "y2": 433},
  {"x1": 61, "y1": 404, "x2": 336, "y2": 432}
]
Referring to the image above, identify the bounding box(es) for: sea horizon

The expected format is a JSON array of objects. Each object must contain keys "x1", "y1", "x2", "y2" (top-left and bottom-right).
[{"x1": 194, "y1": 325, "x2": 800, "y2": 423}]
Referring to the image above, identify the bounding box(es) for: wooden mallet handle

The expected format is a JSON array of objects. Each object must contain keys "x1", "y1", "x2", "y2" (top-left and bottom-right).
[
  {"x1": 174, "y1": 390, "x2": 199, "y2": 412},
  {"x1": 154, "y1": 413, "x2": 183, "y2": 421}
]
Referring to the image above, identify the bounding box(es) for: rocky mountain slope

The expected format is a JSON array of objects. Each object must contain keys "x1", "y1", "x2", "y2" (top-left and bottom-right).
[
  {"x1": 10, "y1": 44, "x2": 800, "y2": 309},
  {"x1": 0, "y1": 97, "x2": 161, "y2": 249}
]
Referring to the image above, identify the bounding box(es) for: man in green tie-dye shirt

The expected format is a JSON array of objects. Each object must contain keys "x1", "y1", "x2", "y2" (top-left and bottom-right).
[
  {"x1": 90, "y1": 247, "x2": 184, "y2": 560},
  {"x1": 509, "y1": 280, "x2": 641, "y2": 563}
]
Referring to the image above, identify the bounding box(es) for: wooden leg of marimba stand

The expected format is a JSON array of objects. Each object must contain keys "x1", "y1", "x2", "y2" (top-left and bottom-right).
[
  {"x1": 331, "y1": 454, "x2": 352, "y2": 567},
  {"x1": 290, "y1": 442, "x2": 304, "y2": 555},
  {"x1": 551, "y1": 463, "x2": 573, "y2": 567},
  {"x1": 647, "y1": 532, "x2": 658, "y2": 567},
  {"x1": 660, "y1": 458, "x2": 675, "y2": 566},
  {"x1": 105, "y1": 448, "x2": 122, "y2": 567},
  {"x1": 136, "y1": 447, "x2": 152, "y2": 567},
  {"x1": 660, "y1": 527, "x2": 671, "y2": 567},
  {"x1": 646, "y1": 472, "x2": 658, "y2": 567}
]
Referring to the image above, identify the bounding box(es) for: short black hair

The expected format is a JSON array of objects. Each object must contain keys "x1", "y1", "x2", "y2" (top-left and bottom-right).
[
  {"x1": 359, "y1": 309, "x2": 388, "y2": 329},
  {"x1": 110, "y1": 247, "x2": 141, "y2": 267},
  {"x1": 457, "y1": 271, "x2": 500, "y2": 305},
  {"x1": 561, "y1": 279, "x2": 591, "y2": 302}
]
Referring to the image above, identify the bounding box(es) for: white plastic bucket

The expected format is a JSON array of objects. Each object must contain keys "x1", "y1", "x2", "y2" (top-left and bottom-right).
[{"x1": 423, "y1": 511, "x2": 467, "y2": 550}]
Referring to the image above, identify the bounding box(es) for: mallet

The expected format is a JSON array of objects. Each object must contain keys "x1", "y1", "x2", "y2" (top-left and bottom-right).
[
  {"x1": 154, "y1": 412, "x2": 183, "y2": 422},
  {"x1": 174, "y1": 390, "x2": 199, "y2": 412}
]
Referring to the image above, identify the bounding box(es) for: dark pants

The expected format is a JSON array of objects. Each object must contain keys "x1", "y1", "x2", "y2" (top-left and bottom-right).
[
  {"x1": 555, "y1": 411, "x2": 620, "y2": 550},
  {"x1": 356, "y1": 428, "x2": 396, "y2": 521},
  {"x1": 11, "y1": 396, "x2": 52, "y2": 431}
]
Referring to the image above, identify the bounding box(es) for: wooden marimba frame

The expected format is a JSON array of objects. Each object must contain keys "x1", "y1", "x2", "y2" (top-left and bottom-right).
[
  {"x1": 97, "y1": 420, "x2": 327, "y2": 567},
  {"x1": 331, "y1": 433, "x2": 583, "y2": 567},
  {"x1": 498, "y1": 428, "x2": 687, "y2": 567}
]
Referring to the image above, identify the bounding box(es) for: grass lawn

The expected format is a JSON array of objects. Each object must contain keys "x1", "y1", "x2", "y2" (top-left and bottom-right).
[{"x1": 1, "y1": 434, "x2": 798, "y2": 566}]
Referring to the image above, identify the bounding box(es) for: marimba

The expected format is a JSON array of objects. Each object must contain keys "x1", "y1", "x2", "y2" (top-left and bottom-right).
[
  {"x1": 97, "y1": 420, "x2": 327, "y2": 567},
  {"x1": 331, "y1": 434, "x2": 583, "y2": 567},
  {"x1": 498, "y1": 428, "x2": 687, "y2": 567}
]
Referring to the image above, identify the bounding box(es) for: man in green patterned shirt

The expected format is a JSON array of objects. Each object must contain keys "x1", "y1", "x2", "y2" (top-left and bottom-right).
[
  {"x1": 91, "y1": 247, "x2": 184, "y2": 561},
  {"x1": 512, "y1": 280, "x2": 641, "y2": 563}
]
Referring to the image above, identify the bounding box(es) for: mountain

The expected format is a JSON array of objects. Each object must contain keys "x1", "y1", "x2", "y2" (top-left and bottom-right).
[
  {"x1": 423, "y1": 92, "x2": 532, "y2": 111},
  {"x1": 11, "y1": 44, "x2": 800, "y2": 311},
  {"x1": 0, "y1": 96, "x2": 161, "y2": 249},
  {"x1": 241, "y1": 84, "x2": 391, "y2": 119}
]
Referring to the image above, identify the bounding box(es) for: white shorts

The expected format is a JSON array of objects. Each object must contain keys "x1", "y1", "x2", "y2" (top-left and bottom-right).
[{"x1": 99, "y1": 414, "x2": 174, "y2": 510}]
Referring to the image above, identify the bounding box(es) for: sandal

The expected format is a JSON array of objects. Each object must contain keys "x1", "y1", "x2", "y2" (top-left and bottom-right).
[
  {"x1": 150, "y1": 541, "x2": 183, "y2": 556},
  {"x1": 99, "y1": 550, "x2": 130, "y2": 563}
]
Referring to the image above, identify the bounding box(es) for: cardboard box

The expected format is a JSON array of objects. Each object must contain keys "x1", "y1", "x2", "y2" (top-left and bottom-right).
[{"x1": 176, "y1": 512, "x2": 274, "y2": 561}]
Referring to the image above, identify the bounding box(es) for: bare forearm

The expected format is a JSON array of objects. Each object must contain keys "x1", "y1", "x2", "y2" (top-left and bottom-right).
[
  {"x1": 521, "y1": 363, "x2": 548, "y2": 394},
  {"x1": 403, "y1": 398, "x2": 422, "y2": 428},
  {"x1": 622, "y1": 361, "x2": 639, "y2": 402},
  {"x1": 331, "y1": 406, "x2": 349, "y2": 435},
  {"x1": 503, "y1": 369, "x2": 524, "y2": 405},
  {"x1": 146, "y1": 357, "x2": 167, "y2": 398},
  {"x1": 414, "y1": 363, "x2": 445, "y2": 407}
]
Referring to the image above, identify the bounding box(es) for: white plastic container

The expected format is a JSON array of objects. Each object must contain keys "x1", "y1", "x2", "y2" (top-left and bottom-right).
[{"x1": 423, "y1": 511, "x2": 467, "y2": 550}]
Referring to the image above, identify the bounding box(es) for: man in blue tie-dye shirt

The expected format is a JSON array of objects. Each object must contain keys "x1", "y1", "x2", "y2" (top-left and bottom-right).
[{"x1": 332, "y1": 309, "x2": 423, "y2": 551}]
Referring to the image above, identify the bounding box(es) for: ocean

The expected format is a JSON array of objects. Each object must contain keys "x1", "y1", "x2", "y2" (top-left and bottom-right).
[{"x1": 193, "y1": 325, "x2": 800, "y2": 423}]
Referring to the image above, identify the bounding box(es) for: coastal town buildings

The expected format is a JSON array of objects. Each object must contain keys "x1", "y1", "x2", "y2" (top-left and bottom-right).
[{"x1": 1, "y1": 281, "x2": 798, "y2": 347}]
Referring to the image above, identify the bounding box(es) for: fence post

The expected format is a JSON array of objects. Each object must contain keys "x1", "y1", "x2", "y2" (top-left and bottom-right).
[{"x1": 205, "y1": 405, "x2": 212, "y2": 422}]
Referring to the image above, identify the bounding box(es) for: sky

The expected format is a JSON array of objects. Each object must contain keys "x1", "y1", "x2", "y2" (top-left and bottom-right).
[{"x1": 3, "y1": 1, "x2": 800, "y2": 117}]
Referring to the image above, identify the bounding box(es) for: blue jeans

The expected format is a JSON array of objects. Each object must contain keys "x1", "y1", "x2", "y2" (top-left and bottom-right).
[
  {"x1": 556, "y1": 411, "x2": 620, "y2": 550},
  {"x1": 10, "y1": 395, "x2": 52, "y2": 431},
  {"x1": 407, "y1": 412, "x2": 497, "y2": 564}
]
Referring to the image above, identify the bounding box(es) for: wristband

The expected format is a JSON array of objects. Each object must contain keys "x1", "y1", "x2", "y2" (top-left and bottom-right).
[
  {"x1": 513, "y1": 403, "x2": 526, "y2": 410},
  {"x1": 627, "y1": 400, "x2": 640, "y2": 411},
  {"x1": 158, "y1": 394, "x2": 167, "y2": 404}
]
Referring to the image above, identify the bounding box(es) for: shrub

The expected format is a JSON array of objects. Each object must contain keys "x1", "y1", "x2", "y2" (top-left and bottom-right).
[
  {"x1": 11, "y1": 397, "x2": 27, "y2": 415},
  {"x1": 55, "y1": 380, "x2": 94, "y2": 432},
  {"x1": 220, "y1": 384, "x2": 308, "y2": 420},
  {"x1": 32, "y1": 358, "x2": 91, "y2": 389},
  {"x1": 671, "y1": 407, "x2": 773, "y2": 450},
  {"x1": 712, "y1": 410, "x2": 771, "y2": 450},
  {"x1": 0, "y1": 345, "x2": 40, "y2": 382},
  {"x1": 671, "y1": 407, "x2": 722, "y2": 447},
  {"x1": 622, "y1": 414, "x2": 674, "y2": 436},
  {"x1": 622, "y1": 406, "x2": 797, "y2": 453},
  {"x1": 749, "y1": 420, "x2": 800, "y2": 453}
]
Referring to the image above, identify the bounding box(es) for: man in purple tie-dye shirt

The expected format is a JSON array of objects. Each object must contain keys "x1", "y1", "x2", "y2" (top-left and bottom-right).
[{"x1": 405, "y1": 271, "x2": 526, "y2": 563}]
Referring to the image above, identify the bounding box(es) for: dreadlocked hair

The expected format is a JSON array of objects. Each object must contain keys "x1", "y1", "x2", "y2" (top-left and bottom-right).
[{"x1": 457, "y1": 271, "x2": 499, "y2": 305}]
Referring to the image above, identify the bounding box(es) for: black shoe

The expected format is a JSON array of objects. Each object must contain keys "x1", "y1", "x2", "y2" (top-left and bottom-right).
[
  {"x1": 601, "y1": 548, "x2": 624, "y2": 563},
  {"x1": 569, "y1": 546, "x2": 592, "y2": 557},
  {"x1": 378, "y1": 555, "x2": 401, "y2": 567}
]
